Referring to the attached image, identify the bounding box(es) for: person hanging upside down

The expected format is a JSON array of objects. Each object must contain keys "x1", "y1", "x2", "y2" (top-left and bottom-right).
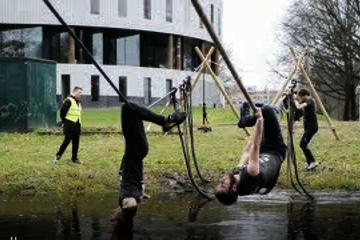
[
  {"x1": 215, "y1": 101, "x2": 287, "y2": 205},
  {"x1": 110, "y1": 101, "x2": 187, "y2": 229}
]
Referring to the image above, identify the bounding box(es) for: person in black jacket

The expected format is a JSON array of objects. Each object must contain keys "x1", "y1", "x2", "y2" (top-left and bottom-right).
[
  {"x1": 294, "y1": 88, "x2": 319, "y2": 171},
  {"x1": 54, "y1": 86, "x2": 83, "y2": 164}
]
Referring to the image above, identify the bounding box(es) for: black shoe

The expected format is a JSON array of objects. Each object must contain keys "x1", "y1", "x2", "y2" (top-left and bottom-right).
[
  {"x1": 255, "y1": 101, "x2": 264, "y2": 108},
  {"x1": 237, "y1": 102, "x2": 251, "y2": 128},
  {"x1": 72, "y1": 159, "x2": 81, "y2": 164},
  {"x1": 162, "y1": 110, "x2": 187, "y2": 132}
]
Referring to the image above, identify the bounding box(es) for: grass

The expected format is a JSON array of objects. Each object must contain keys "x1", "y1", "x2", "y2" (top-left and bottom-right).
[{"x1": 1, "y1": 107, "x2": 360, "y2": 196}]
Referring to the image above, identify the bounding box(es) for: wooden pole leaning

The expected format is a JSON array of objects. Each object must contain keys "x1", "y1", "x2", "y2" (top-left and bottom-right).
[
  {"x1": 272, "y1": 50, "x2": 309, "y2": 106},
  {"x1": 146, "y1": 101, "x2": 171, "y2": 132},
  {"x1": 191, "y1": 47, "x2": 215, "y2": 89},
  {"x1": 272, "y1": 68, "x2": 297, "y2": 106},
  {"x1": 288, "y1": 45, "x2": 340, "y2": 140},
  {"x1": 194, "y1": 47, "x2": 250, "y2": 137}
]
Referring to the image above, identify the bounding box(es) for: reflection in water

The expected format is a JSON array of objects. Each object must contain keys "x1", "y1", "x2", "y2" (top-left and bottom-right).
[
  {"x1": 55, "y1": 204, "x2": 81, "y2": 240},
  {"x1": 1, "y1": 192, "x2": 360, "y2": 239},
  {"x1": 287, "y1": 201, "x2": 318, "y2": 240}
]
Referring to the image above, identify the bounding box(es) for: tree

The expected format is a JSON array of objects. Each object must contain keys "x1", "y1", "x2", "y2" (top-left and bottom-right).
[{"x1": 278, "y1": 0, "x2": 360, "y2": 120}]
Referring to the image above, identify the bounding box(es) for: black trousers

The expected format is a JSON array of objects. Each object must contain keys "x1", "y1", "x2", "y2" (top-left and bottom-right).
[
  {"x1": 56, "y1": 123, "x2": 81, "y2": 160},
  {"x1": 119, "y1": 102, "x2": 167, "y2": 204},
  {"x1": 239, "y1": 105, "x2": 287, "y2": 160},
  {"x1": 300, "y1": 126, "x2": 318, "y2": 165}
]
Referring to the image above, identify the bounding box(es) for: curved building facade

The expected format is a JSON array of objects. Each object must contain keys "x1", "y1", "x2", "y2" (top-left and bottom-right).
[{"x1": 0, "y1": 0, "x2": 224, "y2": 108}]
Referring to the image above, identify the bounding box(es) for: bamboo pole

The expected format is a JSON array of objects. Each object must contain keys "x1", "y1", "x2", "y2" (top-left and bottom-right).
[
  {"x1": 289, "y1": 45, "x2": 340, "y2": 140},
  {"x1": 191, "y1": 47, "x2": 215, "y2": 89},
  {"x1": 272, "y1": 68, "x2": 297, "y2": 106},
  {"x1": 195, "y1": 47, "x2": 250, "y2": 136},
  {"x1": 146, "y1": 101, "x2": 170, "y2": 132},
  {"x1": 272, "y1": 51, "x2": 308, "y2": 106}
]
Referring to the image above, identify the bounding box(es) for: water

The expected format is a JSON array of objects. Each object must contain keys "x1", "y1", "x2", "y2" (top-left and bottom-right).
[{"x1": 1, "y1": 191, "x2": 360, "y2": 240}]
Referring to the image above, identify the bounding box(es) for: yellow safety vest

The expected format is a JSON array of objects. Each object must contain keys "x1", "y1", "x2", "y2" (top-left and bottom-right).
[{"x1": 64, "y1": 97, "x2": 82, "y2": 124}]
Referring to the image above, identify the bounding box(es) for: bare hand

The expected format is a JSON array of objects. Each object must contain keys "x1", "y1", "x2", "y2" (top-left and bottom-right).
[
  {"x1": 293, "y1": 93, "x2": 298, "y2": 100},
  {"x1": 254, "y1": 107, "x2": 262, "y2": 119}
]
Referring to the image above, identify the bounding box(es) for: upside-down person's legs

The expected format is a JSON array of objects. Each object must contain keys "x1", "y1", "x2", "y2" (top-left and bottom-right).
[
  {"x1": 111, "y1": 102, "x2": 186, "y2": 227},
  {"x1": 125, "y1": 101, "x2": 187, "y2": 133},
  {"x1": 111, "y1": 103, "x2": 147, "y2": 228},
  {"x1": 238, "y1": 103, "x2": 287, "y2": 159},
  {"x1": 259, "y1": 106, "x2": 287, "y2": 159}
]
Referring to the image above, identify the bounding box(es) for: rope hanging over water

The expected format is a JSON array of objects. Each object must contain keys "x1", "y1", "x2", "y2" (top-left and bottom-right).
[
  {"x1": 174, "y1": 78, "x2": 214, "y2": 201},
  {"x1": 285, "y1": 80, "x2": 314, "y2": 200}
]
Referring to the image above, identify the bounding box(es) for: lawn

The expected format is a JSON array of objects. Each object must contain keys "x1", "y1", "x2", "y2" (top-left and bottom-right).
[{"x1": 1, "y1": 107, "x2": 360, "y2": 196}]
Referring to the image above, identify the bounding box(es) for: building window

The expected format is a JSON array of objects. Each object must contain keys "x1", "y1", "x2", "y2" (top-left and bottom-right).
[
  {"x1": 140, "y1": 32, "x2": 168, "y2": 68},
  {"x1": 119, "y1": 76, "x2": 127, "y2": 102},
  {"x1": 91, "y1": 0, "x2": 100, "y2": 15},
  {"x1": 117, "y1": 34, "x2": 140, "y2": 66},
  {"x1": 218, "y1": 8, "x2": 221, "y2": 35},
  {"x1": 166, "y1": 79, "x2": 173, "y2": 94},
  {"x1": 61, "y1": 75, "x2": 71, "y2": 100},
  {"x1": 91, "y1": 75, "x2": 100, "y2": 102},
  {"x1": 210, "y1": 4, "x2": 214, "y2": 25},
  {"x1": 166, "y1": 0, "x2": 173, "y2": 22},
  {"x1": 144, "y1": 77, "x2": 152, "y2": 104},
  {"x1": 118, "y1": 0, "x2": 127, "y2": 17},
  {"x1": 144, "y1": 0, "x2": 151, "y2": 20}
]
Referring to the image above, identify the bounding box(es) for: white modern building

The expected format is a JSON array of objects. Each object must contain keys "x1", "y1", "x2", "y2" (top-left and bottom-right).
[{"x1": 0, "y1": 0, "x2": 224, "y2": 108}]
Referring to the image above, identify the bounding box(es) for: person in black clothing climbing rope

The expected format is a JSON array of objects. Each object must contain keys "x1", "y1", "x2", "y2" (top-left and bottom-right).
[
  {"x1": 109, "y1": 101, "x2": 187, "y2": 229},
  {"x1": 215, "y1": 101, "x2": 287, "y2": 205}
]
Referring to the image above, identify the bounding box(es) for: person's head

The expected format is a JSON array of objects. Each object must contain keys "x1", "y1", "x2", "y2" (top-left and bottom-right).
[
  {"x1": 72, "y1": 86, "x2": 83, "y2": 100},
  {"x1": 214, "y1": 172, "x2": 239, "y2": 205},
  {"x1": 297, "y1": 88, "x2": 311, "y2": 102}
]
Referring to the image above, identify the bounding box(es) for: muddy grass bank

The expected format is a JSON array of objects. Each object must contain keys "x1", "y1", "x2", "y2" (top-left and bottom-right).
[{"x1": 1, "y1": 121, "x2": 360, "y2": 196}]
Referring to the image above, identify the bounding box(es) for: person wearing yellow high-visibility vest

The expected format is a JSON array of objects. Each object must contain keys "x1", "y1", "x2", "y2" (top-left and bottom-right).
[{"x1": 54, "y1": 86, "x2": 83, "y2": 164}]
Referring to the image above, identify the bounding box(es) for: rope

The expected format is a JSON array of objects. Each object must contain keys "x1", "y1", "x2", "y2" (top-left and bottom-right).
[
  {"x1": 174, "y1": 78, "x2": 214, "y2": 200},
  {"x1": 285, "y1": 87, "x2": 314, "y2": 200},
  {"x1": 186, "y1": 80, "x2": 211, "y2": 185}
]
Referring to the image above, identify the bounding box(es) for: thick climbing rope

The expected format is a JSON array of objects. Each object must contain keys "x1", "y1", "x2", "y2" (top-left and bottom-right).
[
  {"x1": 173, "y1": 78, "x2": 214, "y2": 200},
  {"x1": 285, "y1": 87, "x2": 314, "y2": 200}
]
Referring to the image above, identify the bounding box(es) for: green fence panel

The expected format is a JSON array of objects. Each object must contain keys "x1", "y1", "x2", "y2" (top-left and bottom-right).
[{"x1": 0, "y1": 57, "x2": 57, "y2": 132}]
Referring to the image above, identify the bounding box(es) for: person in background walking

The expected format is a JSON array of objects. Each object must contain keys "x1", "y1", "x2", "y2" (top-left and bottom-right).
[{"x1": 54, "y1": 86, "x2": 83, "y2": 164}]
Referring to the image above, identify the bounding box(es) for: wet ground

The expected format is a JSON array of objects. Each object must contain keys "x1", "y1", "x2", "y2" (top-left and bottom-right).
[{"x1": 1, "y1": 190, "x2": 360, "y2": 240}]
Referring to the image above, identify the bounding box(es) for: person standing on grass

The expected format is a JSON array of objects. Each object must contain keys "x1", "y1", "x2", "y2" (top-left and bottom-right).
[
  {"x1": 109, "y1": 101, "x2": 187, "y2": 230},
  {"x1": 53, "y1": 86, "x2": 83, "y2": 165},
  {"x1": 293, "y1": 88, "x2": 319, "y2": 171}
]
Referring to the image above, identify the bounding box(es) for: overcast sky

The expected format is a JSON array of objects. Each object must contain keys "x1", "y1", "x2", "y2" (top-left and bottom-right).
[{"x1": 222, "y1": 0, "x2": 290, "y2": 90}]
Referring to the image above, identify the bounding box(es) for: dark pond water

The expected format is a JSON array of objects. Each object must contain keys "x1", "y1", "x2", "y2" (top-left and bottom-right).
[{"x1": 1, "y1": 190, "x2": 360, "y2": 240}]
